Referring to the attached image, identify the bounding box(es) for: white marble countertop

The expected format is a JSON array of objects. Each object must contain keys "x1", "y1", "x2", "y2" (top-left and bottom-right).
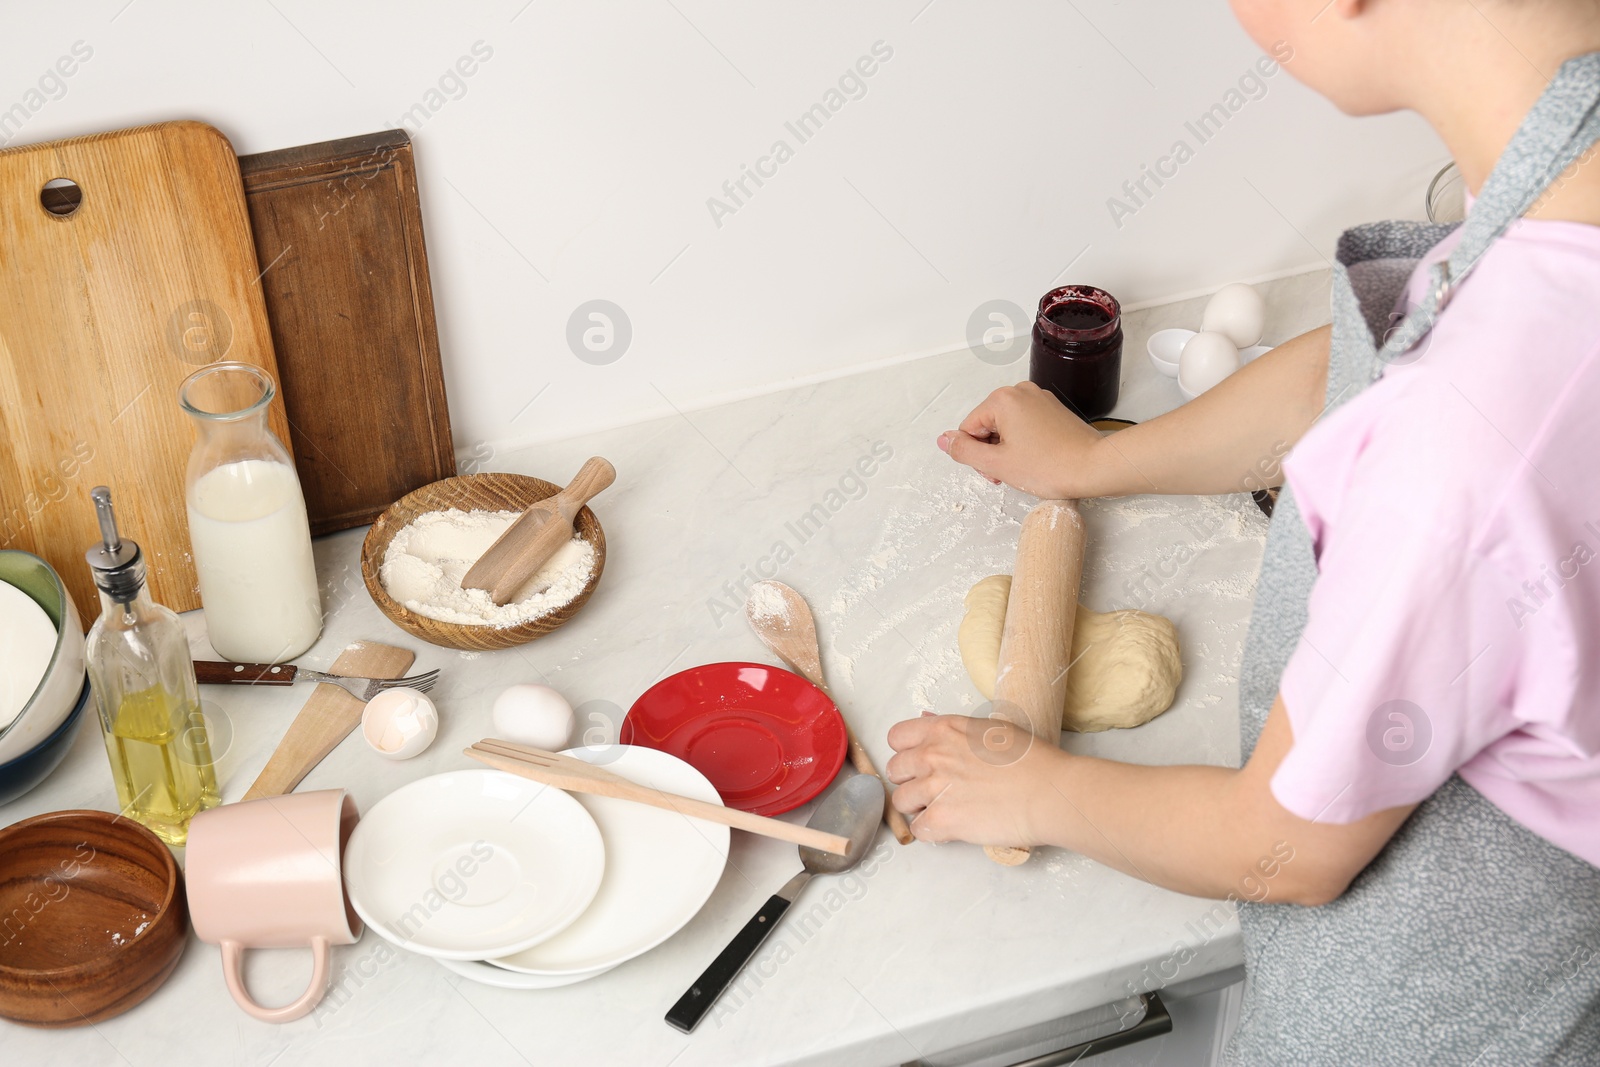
[{"x1": 3, "y1": 271, "x2": 1331, "y2": 1067}]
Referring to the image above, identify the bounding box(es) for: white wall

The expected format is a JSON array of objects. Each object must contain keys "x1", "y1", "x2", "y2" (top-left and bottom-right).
[{"x1": 8, "y1": 1, "x2": 1446, "y2": 455}]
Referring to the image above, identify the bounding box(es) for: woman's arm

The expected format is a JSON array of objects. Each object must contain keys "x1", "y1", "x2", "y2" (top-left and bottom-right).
[
  {"x1": 941, "y1": 325, "x2": 1331, "y2": 499},
  {"x1": 885, "y1": 692, "x2": 1414, "y2": 906}
]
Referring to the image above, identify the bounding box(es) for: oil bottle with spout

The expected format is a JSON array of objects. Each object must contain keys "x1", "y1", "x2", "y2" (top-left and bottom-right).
[{"x1": 84, "y1": 486, "x2": 220, "y2": 845}]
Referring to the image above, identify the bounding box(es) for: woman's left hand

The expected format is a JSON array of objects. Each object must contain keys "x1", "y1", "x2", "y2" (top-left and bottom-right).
[{"x1": 885, "y1": 712, "x2": 1069, "y2": 846}]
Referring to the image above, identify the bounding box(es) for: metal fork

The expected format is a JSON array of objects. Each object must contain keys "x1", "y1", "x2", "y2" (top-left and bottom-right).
[{"x1": 192, "y1": 660, "x2": 440, "y2": 701}]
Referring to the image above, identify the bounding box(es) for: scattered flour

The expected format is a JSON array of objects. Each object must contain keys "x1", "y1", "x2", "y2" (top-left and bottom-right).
[
  {"x1": 380, "y1": 509, "x2": 595, "y2": 628},
  {"x1": 908, "y1": 639, "x2": 966, "y2": 711},
  {"x1": 744, "y1": 581, "x2": 792, "y2": 625},
  {"x1": 819, "y1": 466, "x2": 1269, "y2": 724},
  {"x1": 823, "y1": 469, "x2": 1022, "y2": 694}
]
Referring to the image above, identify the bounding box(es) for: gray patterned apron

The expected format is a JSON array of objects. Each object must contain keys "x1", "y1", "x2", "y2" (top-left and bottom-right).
[{"x1": 1225, "y1": 53, "x2": 1600, "y2": 1065}]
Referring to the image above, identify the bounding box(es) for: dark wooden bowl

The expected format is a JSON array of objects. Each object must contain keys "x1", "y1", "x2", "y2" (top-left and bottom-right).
[
  {"x1": 0, "y1": 810, "x2": 188, "y2": 1027},
  {"x1": 360, "y1": 473, "x2": 607, "y2": 651}
]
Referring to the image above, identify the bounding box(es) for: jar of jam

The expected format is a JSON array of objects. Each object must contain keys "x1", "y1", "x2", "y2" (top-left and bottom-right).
[{"x1": 1029, "y1": 284, "x2": 1122, "y2": 421}]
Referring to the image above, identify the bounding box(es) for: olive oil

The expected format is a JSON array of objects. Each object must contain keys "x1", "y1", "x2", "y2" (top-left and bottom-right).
[
  {"x1": 100, "y1": 684, "x2": 220, "y2": 843},
  {"x1": 84, "y1": 487, "x2": 220, "y2": 845}
]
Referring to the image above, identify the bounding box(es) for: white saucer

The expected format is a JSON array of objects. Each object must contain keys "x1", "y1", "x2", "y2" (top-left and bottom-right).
[
  {"x1": 487, "y1": 745, "x2": 730, "y2": 976},
  {"x1": 1148, "y1": 327, "x2": 1271, "y2": 382},
  {"x1": 439, "y1": 956, "x2": 616, "y2": 990},
  {"x1": 345, "y1": 769, "x2": 605, "y2": 960}
]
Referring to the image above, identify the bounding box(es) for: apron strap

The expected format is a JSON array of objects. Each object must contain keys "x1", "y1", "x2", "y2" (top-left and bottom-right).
[{"x1": 1378, "y1": 50, "x2": 1600, "y2": 362}]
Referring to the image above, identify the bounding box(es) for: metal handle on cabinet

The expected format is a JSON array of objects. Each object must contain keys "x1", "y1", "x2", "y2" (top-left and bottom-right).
[{"x1": 1000, "y1": 992, "x2": 1172, "y2": 1067}]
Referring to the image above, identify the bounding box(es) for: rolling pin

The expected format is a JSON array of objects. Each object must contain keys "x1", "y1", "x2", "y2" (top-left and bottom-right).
[{"x1": 984, "y1": 499, "x2": 1086, "y2": 866}]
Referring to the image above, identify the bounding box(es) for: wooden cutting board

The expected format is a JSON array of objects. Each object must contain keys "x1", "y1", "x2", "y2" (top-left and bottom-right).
[
  {"x1": 0, "y1": 121, "x2": 290, "y2": 621},
  {"x1": 238, "y1": 130, "x2": 455, "y2": 536}
]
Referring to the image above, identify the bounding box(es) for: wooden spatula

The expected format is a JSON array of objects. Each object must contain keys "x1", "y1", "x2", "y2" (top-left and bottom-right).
[
  {"x1": 460, "y1": 457, "x2": 615, "y2": 605},
  {"x1": 242, "y1": 640, "x2": 415, "y2": 800},
  {"x1": 465, "y1": 739, "x2": 851, "y2": 855}
]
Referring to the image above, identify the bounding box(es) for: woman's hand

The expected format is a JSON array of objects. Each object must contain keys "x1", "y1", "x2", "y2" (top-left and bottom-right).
[
  {"x1": 888, "y1": 697, "x2": 1418, "y2": 906},
  {"x1": 885, "y1": 712, "x2": 1071, "y2": 846},
  {"x1": 937, "y1": 383, "x2": 1107, "y2": 499},
  {"x1": 938, "y1": 326, "x2": 1332, "y2": 499}
]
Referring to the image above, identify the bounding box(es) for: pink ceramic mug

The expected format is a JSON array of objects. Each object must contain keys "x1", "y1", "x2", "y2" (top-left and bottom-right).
[{"x1": 185, "y1": 789, "x2": 362, "y2": 1022}]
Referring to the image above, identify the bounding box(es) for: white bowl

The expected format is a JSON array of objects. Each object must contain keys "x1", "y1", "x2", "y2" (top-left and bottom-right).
[
  {"x1": 1146, "y1": 328, "x2": 1189, "y2": 377},
  {"x1": 486, "y1": 745, "x2": 730, "y2": 976},
  {"x1": 1151, "y1": 329, "x2": 1272, "y2": 383},
  {"x1": 0, "y1": 551, "x2": 86, "y2": 764},
  {"x1": 439, "y1": 956, "x2": 616, "y2": 989},
  {"x1": 1157, "y1": 331, "x2": 1274, "y2": 400},
  {"x1": 344, "y1": 769, "x2": 605, "y2": 960}
]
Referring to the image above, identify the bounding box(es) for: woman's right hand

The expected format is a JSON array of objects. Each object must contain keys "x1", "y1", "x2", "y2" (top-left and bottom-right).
[{"x1": 937, "y1": 382, "x2": 1108, "y2": 499}]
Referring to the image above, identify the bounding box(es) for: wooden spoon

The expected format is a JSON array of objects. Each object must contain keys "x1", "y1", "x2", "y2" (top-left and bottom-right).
[
  {"x1": 744, "y1": 580, "x2": 915, "y2": 845},
  {"x1": 464, "y1": 739, "x2": 850, "y2": 856},
  {"x1": 461, "y1": 457, "x2": 615, "y2": 605}
]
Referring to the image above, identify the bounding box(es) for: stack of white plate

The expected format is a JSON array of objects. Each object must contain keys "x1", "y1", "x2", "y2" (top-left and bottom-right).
[{"x1": 344, "y1": 745, "x2": 730, "y2": 989}]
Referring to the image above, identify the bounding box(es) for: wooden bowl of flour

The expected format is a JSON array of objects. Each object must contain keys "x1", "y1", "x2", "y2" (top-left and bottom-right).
[{"x1": 361, "y1": 474, "x2": 607, "y2": 651}]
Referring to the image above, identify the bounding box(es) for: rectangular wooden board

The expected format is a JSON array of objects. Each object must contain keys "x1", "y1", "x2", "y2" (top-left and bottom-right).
[
  {"x1": 238, "y1": 130, "x2": 455, "y2": 536},
  {"x1": 0, "y1": 120, "x2": 290, "y2": 620}
]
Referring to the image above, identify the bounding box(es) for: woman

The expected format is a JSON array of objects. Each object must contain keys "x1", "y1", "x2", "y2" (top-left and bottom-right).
[{"x1": 886, "y1": 1, "x2": 1600, "y2": 1061}]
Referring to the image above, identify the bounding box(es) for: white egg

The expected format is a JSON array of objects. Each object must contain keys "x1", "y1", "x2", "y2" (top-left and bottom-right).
[
  {"x1": 1200, "y1": 283, "x2": 1265, "y2": 348},
  {"x1": 492, "y1": 684, "x2": 575, "y2": 750},
  {"x1": 1179, "y1": 331, "x2": 1241, "y2": 396}
]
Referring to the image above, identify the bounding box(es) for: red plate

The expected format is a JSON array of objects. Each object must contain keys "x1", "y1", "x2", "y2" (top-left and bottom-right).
[{"x1": 621, "y1": 662, "x2": 849, "y2": 817}]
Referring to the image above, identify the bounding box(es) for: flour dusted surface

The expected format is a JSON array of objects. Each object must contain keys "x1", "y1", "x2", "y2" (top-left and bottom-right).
[
  {"x1": 380, "y1": 509, "x2": 595, "y2": 627},
  {"x1": 745, "y1": 580, "x2": 792, "y2": 625}
]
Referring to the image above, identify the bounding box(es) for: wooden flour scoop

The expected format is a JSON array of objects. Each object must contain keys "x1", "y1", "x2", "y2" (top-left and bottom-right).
[
  {"x1": 461, "y1": 457, "x2": 615, "y2": 605},
  {"x1": 985, "y1": 499, "x2": 1086, "y2": 866}
]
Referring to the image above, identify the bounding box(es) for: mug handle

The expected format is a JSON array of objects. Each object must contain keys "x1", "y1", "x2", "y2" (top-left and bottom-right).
[{"x1": 220, "y1": 936, "x2": 332, "y2": 1023}]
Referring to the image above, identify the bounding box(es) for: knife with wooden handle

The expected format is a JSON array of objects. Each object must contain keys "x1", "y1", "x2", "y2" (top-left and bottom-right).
[{"x1": 193, "y1": 661, "x2": 301, "y2": 685}]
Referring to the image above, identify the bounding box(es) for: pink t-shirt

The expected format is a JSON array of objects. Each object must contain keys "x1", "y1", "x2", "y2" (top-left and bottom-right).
[{"x1": 1272, "y1": 216, "x2": 1600, "y2": 866}]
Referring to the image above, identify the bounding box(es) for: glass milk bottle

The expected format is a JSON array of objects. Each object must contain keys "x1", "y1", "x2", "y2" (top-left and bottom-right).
[{"x1": 179, "y1": 362, "x2": 322, "y2": 662}]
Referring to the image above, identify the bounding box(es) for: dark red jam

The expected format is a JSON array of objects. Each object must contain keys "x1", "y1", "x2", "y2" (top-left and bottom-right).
[{"x1": 1029, "y1": 285, "x2": 1122, "y2": 421}]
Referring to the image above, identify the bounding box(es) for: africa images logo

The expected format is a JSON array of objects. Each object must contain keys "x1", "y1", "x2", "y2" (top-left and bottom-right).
[{"x1": 1365, "y1": 700, "x2": 1431, "y2": 767}]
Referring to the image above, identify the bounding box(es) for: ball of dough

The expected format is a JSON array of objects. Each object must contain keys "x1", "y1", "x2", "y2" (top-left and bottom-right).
[
  {"x1": 1063, "y1": 608, "x2": 1181, "y2": 732},
  {"x1": 957, "y1": 575, "x2": 1181, "y2": 732},
  {"x1": 957, "y1": 575, "x2": 1013, "y2": 700}
]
